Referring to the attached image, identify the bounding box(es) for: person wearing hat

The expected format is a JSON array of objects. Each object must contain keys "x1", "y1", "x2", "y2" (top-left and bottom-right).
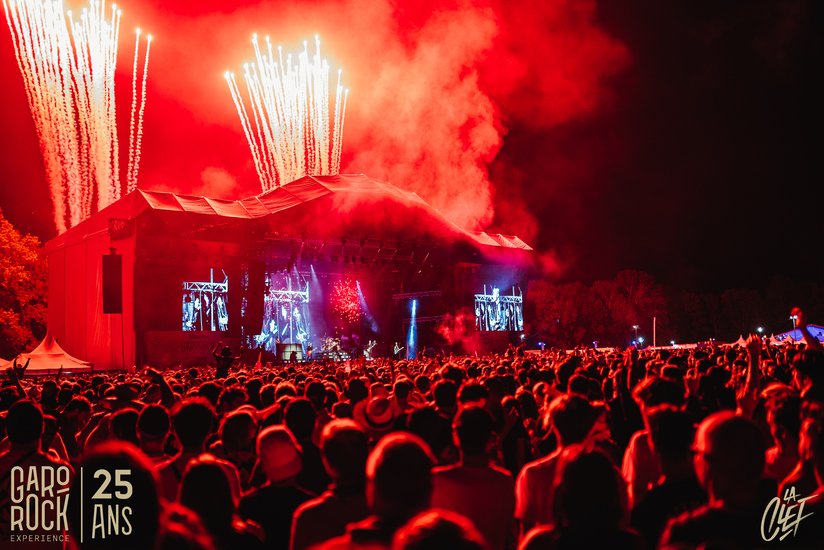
[
  {"x1": 354, "y1": 396, "x2": 398, "y2": 443},
  {"x1": 239, "y1": 426, "x2": 313, "y2": 550},
  {"x1": 213, "y1": 342, "x2": 244, "y2": 379}
]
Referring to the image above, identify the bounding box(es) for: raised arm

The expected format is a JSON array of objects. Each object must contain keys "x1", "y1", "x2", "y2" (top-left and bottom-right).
[
  {"x1": 792, "y1": 308, "x2": 823, "y2": 352},
  {"x1": 737, "y1": 334, "x2": 762, "y2": 419},
  {"x1": 7, "y1": 358, "x2": 29, "y2": 399}
]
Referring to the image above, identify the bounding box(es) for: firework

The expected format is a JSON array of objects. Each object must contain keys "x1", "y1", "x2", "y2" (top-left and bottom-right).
[
  {"x1": 332, "y1": 278, "x2": 360, "y2": 323},
  {"x1": 2, "y1": 0, "x2": 151, "y2": 232},
  {"x1": 225, "y1": 35, "x2": 348, "y2": 191}
]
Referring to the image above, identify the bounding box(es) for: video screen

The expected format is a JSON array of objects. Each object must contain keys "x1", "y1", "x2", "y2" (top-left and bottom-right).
[
  {"x1": 475, "y1": 285, "x2": 523, "y2": 331},
  {"x1": 182, "y1": 269, "x2": 229, "y2": 331},
  {"x1": 254, "y1": 271, "x2": 310, "y2": 352}
]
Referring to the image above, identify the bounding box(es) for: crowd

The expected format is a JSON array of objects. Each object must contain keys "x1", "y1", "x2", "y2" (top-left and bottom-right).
[{"x1": 1, "y1": 308, "x2": 824, "y2": 550}]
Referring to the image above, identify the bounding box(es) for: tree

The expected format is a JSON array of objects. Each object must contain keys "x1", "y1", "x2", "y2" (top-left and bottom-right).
[
  {"x1": 719, "y1": 288, "x2": 762, "y2": 341},
  {"x1": 592, "y1": 270, "x2": 666, "y2": 345},
  {"x1": 526, "y1": 280, "x2": 594, "y2": 348},
  {"x1": 0, "y1": 211, "x2": 47, "y2": 358}
]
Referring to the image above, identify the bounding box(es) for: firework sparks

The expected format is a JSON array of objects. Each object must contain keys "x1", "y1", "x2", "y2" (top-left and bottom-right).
[
  {"x1": 225, "y1": 34, "x2": 348, "y2": 191},
  {"x1": 332, "y1": 278, "x2": 360, "y2": 323},
  {"x1": 2, "y1": 0, "x2": 151, "y2": 232}
]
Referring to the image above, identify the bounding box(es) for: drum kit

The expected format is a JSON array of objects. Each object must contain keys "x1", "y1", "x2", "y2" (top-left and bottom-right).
[{"x1": 321, "y1": 337, "x2": 341, "y2": 352}]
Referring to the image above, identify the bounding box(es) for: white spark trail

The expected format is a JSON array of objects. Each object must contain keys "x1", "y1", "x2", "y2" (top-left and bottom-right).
[
  {"x1": 126, "y1": 27, "x2": 140, "y2": 192},
  {"x1": 2, "y1": 0, "x2": 151, "y2": 232},
  {"x1": 226, "y1": 35, "x2": 348, "y2": 192},
  {"x1": 130, "y1": 33, "x2": 150, "y2": 191}
]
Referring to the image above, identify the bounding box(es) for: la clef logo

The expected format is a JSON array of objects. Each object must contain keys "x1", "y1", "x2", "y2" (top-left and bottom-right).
[{"x1": 761, "y1": 486, "x2": 816, "y2": 542}]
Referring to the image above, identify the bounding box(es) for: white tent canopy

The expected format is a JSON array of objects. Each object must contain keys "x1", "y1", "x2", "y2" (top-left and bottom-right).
[{"x1": 4, "y1": 329, "x2": 93, "y2": 375}]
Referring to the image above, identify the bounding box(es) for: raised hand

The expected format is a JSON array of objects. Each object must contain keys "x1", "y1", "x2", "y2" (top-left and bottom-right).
[
  {"x1": 11, "y1": 357, "x2": 29, "y2": 380},
  {"x1": 744, "y1": 333, "x2": 762, "y2": 359},
  {"x1": 685, "y1": 368, "x2": 700, "y2": 395}
]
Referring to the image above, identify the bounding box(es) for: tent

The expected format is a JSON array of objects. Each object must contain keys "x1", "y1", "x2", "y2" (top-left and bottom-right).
[
  {"x1": 775, "y1": 325, "x2": 824, "y2": 344},
  {"x1": 3, "y1": 329, "x2": 93, "y2": 376}
]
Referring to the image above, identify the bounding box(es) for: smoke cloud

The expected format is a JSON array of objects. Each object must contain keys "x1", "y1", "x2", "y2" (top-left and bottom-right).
[{"x1": 98, "y1": 0, "x2": 627, "y2": 237}]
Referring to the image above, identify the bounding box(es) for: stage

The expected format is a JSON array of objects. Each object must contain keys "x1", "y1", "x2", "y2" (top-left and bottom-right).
[{"x1": 45, "y1": 174, "x2": 532, "y2": 369}]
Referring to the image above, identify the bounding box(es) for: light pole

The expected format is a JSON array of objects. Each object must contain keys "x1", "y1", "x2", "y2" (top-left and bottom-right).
[
  {"x1": 632, "y1": 325, "x2": 639, "y2": 345},
  {"x1": 757, "y1": 327, "x2": 763, "y2": 334}
]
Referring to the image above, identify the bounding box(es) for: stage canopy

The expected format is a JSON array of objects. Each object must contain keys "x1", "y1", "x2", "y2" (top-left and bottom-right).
[
  {"x1": 44, "y1": 174, "x2": 532, "y2": 371},
  {"x1": 46, "y1": 174, "x2": 532, "y2": 253},
  {"x1": 3, "y1": 328, "x2": 93, "y2": 375}
]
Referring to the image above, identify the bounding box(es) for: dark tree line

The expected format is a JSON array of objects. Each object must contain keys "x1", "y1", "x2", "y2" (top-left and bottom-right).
[
  {"x1": 0, "y1": 211, "x2": 47, "y2": 358},
  {"x1": 525, "y1": 270, "x2": 824, "y2": 348}
]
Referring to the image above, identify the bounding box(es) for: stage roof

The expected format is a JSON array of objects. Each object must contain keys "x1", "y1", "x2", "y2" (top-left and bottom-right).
[{"x1": 47, "y1": 174, "x2": 532, "y2": 253}]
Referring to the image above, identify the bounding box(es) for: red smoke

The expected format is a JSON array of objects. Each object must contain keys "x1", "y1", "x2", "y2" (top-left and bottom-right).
[
  {"x1": 0, "y1": 0, "x2": 627, "y2": 245},
  {"x1": 435, "y1": 308, "x2": 478, "y2": 352}
]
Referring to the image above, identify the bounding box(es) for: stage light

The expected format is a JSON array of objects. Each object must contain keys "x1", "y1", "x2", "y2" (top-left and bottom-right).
[
  {"x1": 757, "y1": 327, "x2": 763, "y2": 333},
  {"x1": 639, "y1": 337, "x2": 644, "y2": 343},
  {"x1": 361, "y1": 257, "x2": 368, "y2": 264}
]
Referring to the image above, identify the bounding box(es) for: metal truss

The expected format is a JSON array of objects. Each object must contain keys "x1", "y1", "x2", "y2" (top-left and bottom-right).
[
  {"x1": 269, "y1": 289, "x2": 309, "y2": 303},
  {"x1": 393, "y1": 290, "x2": 442, "y2": 301},
  {"x1": 183, "y1": 281, "x2": 228, "y2": 293},
  {"x1": 474, "y1": 294, "x2": 523, "y2": 305}
]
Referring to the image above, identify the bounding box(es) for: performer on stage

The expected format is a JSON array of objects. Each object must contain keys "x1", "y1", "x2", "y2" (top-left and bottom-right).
[
  {"x1": 364, "y1": 340, "x2": 376, "y2": 360},
  {"x1": 216, "y1": 296, "x2": 229, "y2": 331}
]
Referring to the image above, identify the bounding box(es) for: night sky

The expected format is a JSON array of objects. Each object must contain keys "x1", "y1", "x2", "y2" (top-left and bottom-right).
[{"x1": 0, "y1": 0, "x2": 821, "y2": 294}]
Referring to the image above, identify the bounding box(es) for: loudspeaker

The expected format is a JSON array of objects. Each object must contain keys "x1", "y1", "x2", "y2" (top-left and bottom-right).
[
  {"x1": 244, "y1": 259, "x2": 265, "y2": 334},
  {"x1": 103, "y1": 254, "x2": 123, "y2": 314}
]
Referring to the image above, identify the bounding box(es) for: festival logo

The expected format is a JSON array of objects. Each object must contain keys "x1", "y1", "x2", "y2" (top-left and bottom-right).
[
  {"x1": 5, "y1": 464, "x2": 142, "y2": 545},
  {"x1": 761, "y1": 486, "x2": 816, "y2": 542},
  {"x1": 6, "y1": 465, "x2": 71, "y2": 544}
]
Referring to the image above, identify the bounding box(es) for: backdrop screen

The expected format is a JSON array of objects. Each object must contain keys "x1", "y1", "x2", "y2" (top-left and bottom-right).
[
  {"x1": 475, "y1": 284, "x2": 523, "y2": 331},
  {"x1": 182, "y1": 268, "x2": 229, "y2": 331},
  {"x1": 134, "y1": 262, "x2": 239, "y2": 334}
]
